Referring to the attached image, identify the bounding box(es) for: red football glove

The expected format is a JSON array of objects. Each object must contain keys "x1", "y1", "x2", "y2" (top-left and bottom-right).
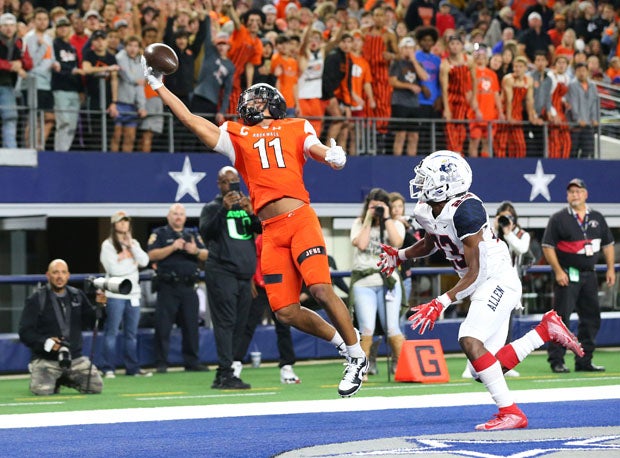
[
  {"x1": 377, "y1": 243, "x2": 402, "y2": 276},
  {"x1": 409, "y1": 298, "x2": 447, "y2": 335}
]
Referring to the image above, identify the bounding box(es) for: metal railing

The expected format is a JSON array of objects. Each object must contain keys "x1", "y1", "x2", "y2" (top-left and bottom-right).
[{"x1": 2, "y1": 78, "x2": 618, "y2": 156}]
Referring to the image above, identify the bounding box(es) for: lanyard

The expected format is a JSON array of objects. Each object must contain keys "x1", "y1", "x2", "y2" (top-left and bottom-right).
[{"x1": 571, "y1": 209, "x2": 589, "y2": 239}]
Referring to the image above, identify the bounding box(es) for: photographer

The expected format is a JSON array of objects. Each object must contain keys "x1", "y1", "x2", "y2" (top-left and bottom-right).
[
  {"x1": 495, "y1": 201, "x2": 531, "y2": 275},
  {"x1": 18, "y1": 259, "x2": 104, "y2": 395},
  {"x1": 199, "y1": 166, "x2": 261, "y2": 390},
  {"x1": 350, "y1": 188, "x2": 406, "y2": 377}
]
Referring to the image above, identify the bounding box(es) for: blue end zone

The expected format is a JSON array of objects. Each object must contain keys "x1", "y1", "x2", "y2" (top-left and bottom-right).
[{"x1": 0, "y1": 400, "x2": 616, "y2": 457}]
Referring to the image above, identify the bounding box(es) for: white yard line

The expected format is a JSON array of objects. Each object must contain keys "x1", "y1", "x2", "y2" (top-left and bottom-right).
[{"x1": 0, "y1": 385, "x2": 618, "y2": 430}]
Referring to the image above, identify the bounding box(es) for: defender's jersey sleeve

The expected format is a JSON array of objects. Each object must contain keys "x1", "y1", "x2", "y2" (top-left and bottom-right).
[
  {"x1": 214, "y1": 118, "x2": 320, "y2": 213},
  {"x1": 453, "y1": 197, "x2": 487, "y2": 240}
]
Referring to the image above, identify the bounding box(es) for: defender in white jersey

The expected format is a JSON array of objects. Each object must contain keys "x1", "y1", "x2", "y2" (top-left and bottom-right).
[{"x1": 378, "y1": 150, "x2": 584, "y2": 431}]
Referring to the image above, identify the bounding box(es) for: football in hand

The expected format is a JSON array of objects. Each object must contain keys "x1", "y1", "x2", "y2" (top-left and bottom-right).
[{"x1": 143, "y1": 43, "x2": 179, "y2": 75}]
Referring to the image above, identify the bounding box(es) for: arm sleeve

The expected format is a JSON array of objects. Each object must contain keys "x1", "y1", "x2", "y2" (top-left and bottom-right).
[
  {"x1": 18, "y1": 293, "x2": 47, "y2": 351},
  {"x1": 199, "y1": 202, "x2": 227, "y2": 241}
]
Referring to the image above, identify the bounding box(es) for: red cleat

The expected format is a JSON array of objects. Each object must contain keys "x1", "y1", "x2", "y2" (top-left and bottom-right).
[
  {"x1": 475, "y1": 409, "x2": 528, "y2": 431},
  {"x1": 539, "y1": 310, "x2": 585, "y2": 357}
]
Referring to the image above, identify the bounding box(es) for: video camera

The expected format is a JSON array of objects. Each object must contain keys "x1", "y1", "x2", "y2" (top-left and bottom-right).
[{"x1": 84, "y1": 276, "x2": 132, "y2": 295}]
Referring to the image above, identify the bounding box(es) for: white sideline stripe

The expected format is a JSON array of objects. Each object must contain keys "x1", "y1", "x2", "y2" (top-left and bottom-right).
[{"x1": 0, "y1": 385, "x2": 617, "y2": 430}]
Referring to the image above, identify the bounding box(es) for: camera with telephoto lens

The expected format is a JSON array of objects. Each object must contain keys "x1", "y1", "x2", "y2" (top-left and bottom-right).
[
  {"x1": 374, "y1": 205, "x2": 385, "y2": 219},
  {"x1": 57, "y1": 341, "x2": 71, "y2": 369},
  {"x1": 497, "y1": 214, "x2": 514, "y2": 229},
  {"x1": 84, "y1": 276, "x2": 132, "y2": 295}
]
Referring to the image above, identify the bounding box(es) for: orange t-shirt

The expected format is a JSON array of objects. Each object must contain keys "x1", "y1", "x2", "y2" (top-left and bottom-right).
[
  {"x1": 350, "y1": 53, "x2": 372, "y2": 111},
  {"x1": 473, "y1": 66, "x2": 500, "y2": 120},
  {"x1": 228, "y1": 26, "x2": 263, "y2": 88},
  {"x1": 271, "y1": 53, "x2": 299, "y2": 109},
  {"x1": 216, "y1": 118, "x2": 320, "y2": 213}
]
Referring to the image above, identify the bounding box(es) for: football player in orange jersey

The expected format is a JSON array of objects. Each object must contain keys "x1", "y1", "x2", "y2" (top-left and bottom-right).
[{"x1": 143, "y1": 58, "x2": 369, "y2": 397}]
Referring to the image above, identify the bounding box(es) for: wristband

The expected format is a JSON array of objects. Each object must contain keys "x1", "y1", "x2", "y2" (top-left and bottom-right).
[
  {"x1": 437, "y1": 293, "x2": 452, "y2": 308},
  {"x1": 44, "y1": 338, "x2": 56, "y2": 352},
  {"x1": 398, "y1": 249, "x2": 408, "y2": 261}
]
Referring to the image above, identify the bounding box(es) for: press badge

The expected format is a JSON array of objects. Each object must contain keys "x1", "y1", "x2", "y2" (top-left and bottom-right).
[
  {"x1": 584, "y1": 243, "x2": 594, "y2": 257},
  {"x1": 568, "y1": 267, "x2": 580, "y2": 283}
]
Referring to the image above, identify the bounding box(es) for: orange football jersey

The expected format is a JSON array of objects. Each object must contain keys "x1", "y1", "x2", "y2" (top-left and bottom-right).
[{"x1": 215, "y1": 118, "x2": 322, "y2": 213}]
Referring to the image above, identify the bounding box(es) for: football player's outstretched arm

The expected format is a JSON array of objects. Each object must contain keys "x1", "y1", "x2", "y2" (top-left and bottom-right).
[
  {"x1": 156, "y1": 85, "x2": 221, "y2": 149},
  {"x1": 142, "y1": 56, "x2": 221, "y2": 149},
  {"x1": 309, "y1": 138, "x2": 347, "y2": 170}
]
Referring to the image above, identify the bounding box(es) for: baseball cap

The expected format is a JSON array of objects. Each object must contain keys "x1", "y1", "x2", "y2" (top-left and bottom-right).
[
  {"x1": 447, "y1": 34, "x2": 463, "y2": 43},
  {"x1": 567, "y1": 178, "x2": 586, "y2": 190},
  {"x1": 439, "y1": 0, "x2": 450, "y2": 7},
  {"x1": 114, "y1": 19, "x2": 128, "y2": 30},
  {"x1": 55, "y1": 17, "x2": 71, "y2": 27},
  {"x1": 528, "y1": 12, "x2": 542, "y2": 22},
  {"x1": 398, "y1": 36, "x2": 415, "y2": 48},
  {"x1": 111, "y1": 210, "x2": 130, "y2": 224},
  {"x1": 0, "y1": 13, "x2": 17, "y2": 25},
  {"x1": 91, "y1": 29, "x2": 107, "y2": 40},
  {"x1": 84, "y1": 9, "x2": 101, "y2": 20},
  {"x1": 261, "y1": 4, "x2": 276, "y2": 15},
  {"x1": 214, "y1": 31, "x2": 230, "y2": 45}
]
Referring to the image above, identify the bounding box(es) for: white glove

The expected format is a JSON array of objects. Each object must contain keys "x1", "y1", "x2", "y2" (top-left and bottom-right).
[
  {"x1": 325, "y1": 138, "x2": 347, "y2": 169},
  {"x1": 141, "y1": 55, "x2": 163, "y2": 90}
]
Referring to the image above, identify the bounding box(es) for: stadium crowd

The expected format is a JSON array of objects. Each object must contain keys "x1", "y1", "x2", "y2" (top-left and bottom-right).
[{"x1": 0, "y1": 0, "x2": 618, "y2": 155}]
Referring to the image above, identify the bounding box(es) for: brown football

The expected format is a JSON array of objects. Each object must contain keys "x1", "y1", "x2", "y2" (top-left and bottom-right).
[{"x1": 143, "y1": 43, "x2": 179, "y2": 75}]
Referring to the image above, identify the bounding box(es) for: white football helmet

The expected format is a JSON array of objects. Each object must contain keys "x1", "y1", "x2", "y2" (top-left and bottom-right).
[{"x1": 410, "y1": 150, "x2": 472, "y2": 203}]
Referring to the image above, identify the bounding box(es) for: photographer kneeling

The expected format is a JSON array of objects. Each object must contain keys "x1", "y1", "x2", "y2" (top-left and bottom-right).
[{"x1": 19, "y1": 259, "x2": 104, "y2": 395}]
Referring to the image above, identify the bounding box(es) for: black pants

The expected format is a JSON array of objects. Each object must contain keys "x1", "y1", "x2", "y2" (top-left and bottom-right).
[
  {"x1": 548, "y1": 270, "x2": 601, "y2": 367},
  {"x1": 154, "y1": 282, "x2": 200, "y2": 368},
  {"x1": 205, "y1": 264, "x2": 252, "y2": 375},
  {"x1": 570, "y1": 126, "x2": 595, "y2": 158},
  {"x1": 233, "y1": 285, "x2": 296, "y2": 368}
]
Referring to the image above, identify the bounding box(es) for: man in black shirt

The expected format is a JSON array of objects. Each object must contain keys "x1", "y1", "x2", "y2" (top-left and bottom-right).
[
  {"x1": 199, "y1": 166, "x2": 262, "y2": 389},
  {"x1": 19, "y1": 259, "x2": 103, "y2": 395},
  {"x1": 542, "y1": 178, "x2": 616, "y2": 373}
]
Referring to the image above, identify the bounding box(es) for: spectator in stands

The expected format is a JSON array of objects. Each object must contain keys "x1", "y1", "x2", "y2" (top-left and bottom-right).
[
  {"x1": 494, "y1": 56, "x2": 536, "y2": 158},
  {"x1": 526, "y1": 50, "x2": 552, "y2": 156},
  {"x1": 388, "y1": 36, "x2": 424, "y2": 156},
  {"x1": 586, "y1": 45, "x2": 608, "y2": 81},
  {"x1": 520, "y1": 0, "x2": 554, "y2": 33},
  {"x1": 404, "y1": 0, "x2": 436, "y2": 31},
  {"x1": 99, "y1": 210, "x2": 151, "y2": 378},
  {"x1": 566, "y1": 62, "x2": 599, "y2": 158},
  {"x1": 548, "y1": 13, "x2": 567, "y2": 48},
  {"x1": 484, "y1": 6, "x2": 514, "y2": 49},
  {"x1": 468, "y1": 43, "x2": 503, "y2": 158},
  {"x1": 232, "y1": 233, "x2": 301, "y2": 385},
  {"x1": 574, "y1": 0, "x2": 603, "y2": 46},
  {"x1": 350, "y1": 188, "x2": 405, "y2": 376},
  {"x1": 606, "y1": 56, "x2": 620, "y2": 85},
  {"x1": 490, "y1": 26, "x2": 514, "y2": 55},
  {"x1": 225, "y1": 3, "x2": 264, "y2": 116},
  {"x1": 20, "y1": 7, "x2": 55, "y2": 150},
  {"x1": 298, "y1": 27, "x2": 327, "y2": 137},
  {"x1": 18, "y1": 259, "x2": 104, "y2": 395},
  {"x1": 518, "y1": 12, "x2": 554, "y2": 63},
  {"x1": 362, "y1": 6, "x2": 398, "y2": 154},
  {"x1": 138, "y1": 25, "x2": 163, "y2": 153},
  {"x1": 0, "y1": 12, "x2": 30, "y2": 149},
  {"x1": 81, "y1": 9, "x2": 104, "y2": 54},
  {"x1": 435, "y1": 0, "x2": 455, "y2": 36},
  {"x1": 69, "y1": 11, "x2": 88, "y2": 66},
  {"x1": 199, "y1": 166, "x2": 261, "y2": 390},
  {"x1": 261, "y1": 4, "x2": 280, "y2": 34},
  {"x1": 271, "y1": 34, "x2": 300, "y2": 116},
  {"x1": 106, "y1": 27, "x2": 122, "y2": 54},
  {"x1": 148, "y1": 203, "x2": 209, "y2": 374},
  {"x1": 440, "y1": 34, "x2": 479, "y2": 154},
  {"x1": 192, "y1": 25, "x2": 234, "y2": 128},
  {"x1": 556, "y1": 28, "x2": 577, "y2": 63},
  {"x1": 81, "y1": 30, "x2": 119, "y2": 150},
  {"x1": 495, "y1": 41, "x2": 515, "y2": 83},
  {"x1": 415, "y1": 26, "x2": 442, "y2": 152},
  {"x1": 548, "y1": 55, "x2": 572, "y2": 159},
  {"x1": 111, "y1": 35, "x2": 146, "y2": 153},
  {"x1": 349, "y1": 29, "x2": 375, "y2": 156},
  {"x1": 322, "y1": 29, "x2": 353, "y2": 145},
  {"x1": 51, "y1": 16, "x2": 83, "y2": 152}
]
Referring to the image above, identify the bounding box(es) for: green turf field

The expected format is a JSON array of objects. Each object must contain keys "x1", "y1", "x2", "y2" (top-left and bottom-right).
[{"x1": 0, "y1": 349, "x2": 617, "y2": 416}]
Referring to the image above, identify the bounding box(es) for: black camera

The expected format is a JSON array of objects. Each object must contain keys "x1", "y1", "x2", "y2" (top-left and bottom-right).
[
  {"x1": 374, "y1": 206, "x2": 385, "y2": 218},
  {"x1": 57, "y1": 342, "x2": 71, "y2": 369},
  {"x1": 497, "y1": 214, "x2": 514, "y2": 228},
  {"x1": 228, "y1": 181, "x2": 240, "y2": 193}
]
